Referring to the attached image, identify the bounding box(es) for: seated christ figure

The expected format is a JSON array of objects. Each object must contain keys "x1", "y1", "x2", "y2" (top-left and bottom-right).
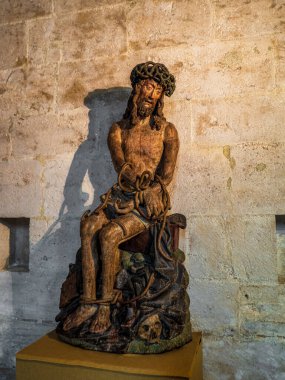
[{"x1": 62, "y1": 62, "x2": 180, "y2": 336}]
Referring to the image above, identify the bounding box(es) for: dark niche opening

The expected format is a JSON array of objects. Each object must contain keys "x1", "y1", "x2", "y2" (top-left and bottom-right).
[
  {"x1": 0, "y1": 218, "x2": 30, "y2": 272},
  {"x1": 276, "y1": 215, "x2": 285, "y2": 284}
]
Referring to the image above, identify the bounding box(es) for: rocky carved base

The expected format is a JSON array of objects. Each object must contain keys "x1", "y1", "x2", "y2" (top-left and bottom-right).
[
  {"x1": 57, "y1": 317, "x2": 192, "y2": 354},
  {"x1": 56, "y1": 215, "x2": 192, "y2": 354}
]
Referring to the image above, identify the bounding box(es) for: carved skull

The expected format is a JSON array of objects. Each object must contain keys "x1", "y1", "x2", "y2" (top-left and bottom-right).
[{"x1": 137, "y1": 314, "x2": 162, "y2": 343}]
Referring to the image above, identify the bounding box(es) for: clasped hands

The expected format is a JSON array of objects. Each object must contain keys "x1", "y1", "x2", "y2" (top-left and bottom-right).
[
  {"x1": 139, "y1": 185, "x2": 165, "y2": 219},
  {"x1": 120, "y1": 164, "x2": 165, "y2": 219}
]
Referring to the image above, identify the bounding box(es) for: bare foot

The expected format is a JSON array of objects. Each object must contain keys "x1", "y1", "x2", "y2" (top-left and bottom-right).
[
  {"x1": 89, "y1": 305, "x2": 111, "y2": 334},
  {"x1": 63, "y1": 304, "x2": 97, "y2": 331}
]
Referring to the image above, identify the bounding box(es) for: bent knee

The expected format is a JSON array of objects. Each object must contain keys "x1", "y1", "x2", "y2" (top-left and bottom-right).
[
  {"x1": 99, "y1": 222, "x2": 123, "y2": 247},
  {"x1": 80, "y1": 216, "x2": 97, "y2": 237}
]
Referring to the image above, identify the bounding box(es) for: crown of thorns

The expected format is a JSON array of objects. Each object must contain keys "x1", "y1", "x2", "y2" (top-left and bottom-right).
[{"x1": 130, "y1": 61, "x2": 175, "y2": 97}]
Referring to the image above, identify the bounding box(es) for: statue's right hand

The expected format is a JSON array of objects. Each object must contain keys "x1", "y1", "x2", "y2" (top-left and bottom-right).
[{"x1": 121, "y1": 164, "x2": 137, "y2": 185}]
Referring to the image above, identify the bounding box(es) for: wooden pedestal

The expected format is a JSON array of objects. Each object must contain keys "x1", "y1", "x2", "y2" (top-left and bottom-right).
[{"x1": 16, "y1": 331, "x2": 203, "y2": 380}]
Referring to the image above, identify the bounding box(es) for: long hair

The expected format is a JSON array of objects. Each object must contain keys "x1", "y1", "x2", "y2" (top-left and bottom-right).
[{"x1": 123, "y1": 82, "x2": 166, "y2": 130}]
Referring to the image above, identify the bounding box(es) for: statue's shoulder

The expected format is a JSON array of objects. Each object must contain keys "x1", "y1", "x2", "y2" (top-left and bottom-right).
[
  {"x1": 109, "y1": 119, "x2": 127, "y2": 134},
  {"x1": 163, "y1": 121, "x2": 178, "y2": 142}
]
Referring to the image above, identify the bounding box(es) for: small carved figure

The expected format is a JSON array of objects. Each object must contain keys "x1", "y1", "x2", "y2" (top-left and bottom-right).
[{"x1": 56, "y1": 62, "x2": 192, "y2": 353}]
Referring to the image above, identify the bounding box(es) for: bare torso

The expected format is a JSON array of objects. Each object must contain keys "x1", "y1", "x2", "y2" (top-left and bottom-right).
[
  {"x1": 108, "y1": 118, "x2": 179, "y2": 186},
  {"x1": 121, "y1": 121, "x2": 164, "y2": 178}
]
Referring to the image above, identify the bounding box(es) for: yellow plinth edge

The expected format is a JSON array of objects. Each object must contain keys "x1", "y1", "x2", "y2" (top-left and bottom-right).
[{"x1": 16, "y1": 331, "x2": 203, "y2": 380}]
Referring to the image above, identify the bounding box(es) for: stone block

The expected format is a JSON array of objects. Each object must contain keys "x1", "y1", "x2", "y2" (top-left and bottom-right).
[
  {"x1": 58, "y1": 57, "x2": 129, "y2": 110},
  {"x1": 240, "y1": 284, "x2": 285, "y2": 306},
  {"x1": 240, "y1": 304, "x2": 285, "y2": 337},
  {"x1": 240, "y1": 303, "x2": 285, "y2": 326},
  {"x1": 0, "y1": 316, "x2": 54, "y2": 368},
  {"x1": 43, "y1": 153, "x2": 112, "y2": 219},
  {"x1": 165, "y1": 100, "x2": 192, "y2": 144},
  {"x1": 213, "y1": 0, "x2": 285, "y2": 39},
  {"x1": 0, "y1": 68, "x2": 26, "y2": 120},
  {"x1": 239, "y1": 284, "x2": 285, "y2": 338},
  {"x1": 229, "y1": 143, "x2": 285, "y2": 214},
  {"x1": 171, "y1": 145, "x2": 212, "y2": 215},
  {"x1": 127, "y1": 0, "x2": 211, "y2": 51},
  {"x1": 44, "y1": 149, "x2": 116, "y2": 218},
  {"x1": 171, "y1": 144, "x2": 235, "y2": 215},
  {"x1": 29, "y1": 217, "x2": 58, "y2": 248},
  {"x1": 10, "y1": 111, "x2": 89, "y2": 159},
  {"x1": 43, "y1": 154, "x2": 76, "y2": 219},
  {"x1": 22, "y1": 65, "x2": 57, "y2": 116},
  {"x1": 188, "y1": 38, "x2": 274, "y2": 99},
  {"x1": 28, "y1": 18, "x2": 60, "y2": 66},
  {"x1": 275, "y1": 37, "x2": 285, "y2": 89},
  {"x1": 0, "y1": 271, "x2": 20, "y2": 323},
  {"x1": 203, "y1": 336, "x2": 285, "y2": 380},
  {"x1": 227, "y1": 216, "x2": 277, "y2": 283},
  {"x1": 277, "y1": 232, "x2": 285, "y2": 254},
  {"x1": 0, "y1": 65, "x2": 56, "y2": 120},
  {"x1": 0, "y1": 160, "x2": 42, "y2": 218},
  {"x1": 134, "y1": 38, "x2": 275, "y2": 101},
  {"x1": 277, "y1": 232, "x2": 285, "y2": 283},
  {"x1": 0, "y1": 23, "x2": 26, "y2": 70},
  {"x1": 0, "y1": 67, "x2": 25, "y2": 88},
  {"x1": 0, "y1": 0, "x2": 52, "y2": 23},
  {"x1": 54, "y1": 0, "x2": 124, "y2": 13},
  {"x1": 187, "y1": 216, "x2": 233, "y2": 280},
  {"x1": 30, "y1": 216, "x2": 81, "y2": 276},
  {"x1": 10, "y1": 114, "x2": 58, "y2": 159},
  {"x1": 207, "y1": 146, "x2": 235, "y2": 214},
  {"x1": 189, "y1": 279, "x2": 239, "y2": 334},
  {"x1": 191, "y1": 94, "x2": 285, "y2": 145},
  {"x1": 0, "y1": 272, "x2": 14, "y2": 316},
  {"x1": 0, "y1": 118, "x2": 12, "y2": 161},
  {"x1": 57, "y1": 110, "x2": 89, "y2": 150},
  {"x1": 0, "y1": 223, "x2": 9, "y2": 270},
  {"x1": 29, "y1": 5, "x2": 127, "y2": 64}
]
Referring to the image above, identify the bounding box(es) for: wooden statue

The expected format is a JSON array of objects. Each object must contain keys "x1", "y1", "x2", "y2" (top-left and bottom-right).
[{"x1": 56, "y1": 62, "x2": 192, "y2": 353}]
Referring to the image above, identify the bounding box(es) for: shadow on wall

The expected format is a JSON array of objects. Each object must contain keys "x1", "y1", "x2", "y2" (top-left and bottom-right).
[
  {"x1": 40, "y1": 86, "x2": 132, "y2": 288},
  {"x1": 38, "y1": 86, "x2": 132, "y2": 312},
  {"x1": 3, "y1": 87, "x2": 131, "y2": 372},
  {"x1": 60, "y1": 87, "x2": 132, "y2": 219}
]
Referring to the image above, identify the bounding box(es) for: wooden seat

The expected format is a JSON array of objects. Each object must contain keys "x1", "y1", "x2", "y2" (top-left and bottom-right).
[{"x1": 120, "y1": 213, "x2": 186, "y2": 254}]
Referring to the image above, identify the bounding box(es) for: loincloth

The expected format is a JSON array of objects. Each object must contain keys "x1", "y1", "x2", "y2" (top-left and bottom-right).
[{"x1": 102, "y1": 184, "x2": 150, "y2": 228}]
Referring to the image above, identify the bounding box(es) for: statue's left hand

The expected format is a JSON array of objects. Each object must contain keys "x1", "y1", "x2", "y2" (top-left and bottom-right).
[{"x1": 142, "y1": 185, "x2": 165, "y2": 218}]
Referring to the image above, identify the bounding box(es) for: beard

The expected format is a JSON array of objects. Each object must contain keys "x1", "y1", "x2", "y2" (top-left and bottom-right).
[{"x1": 137, "y1": 99, "x2": 155, "y2": 118}]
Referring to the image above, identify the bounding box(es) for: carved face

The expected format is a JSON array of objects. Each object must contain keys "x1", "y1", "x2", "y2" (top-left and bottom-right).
[
  {"x1": 137, "y1": 79, "x2": 163, "y2": 118},
  {"x1": 137, "y1": 314, "x2": 162, "y2": 343}
]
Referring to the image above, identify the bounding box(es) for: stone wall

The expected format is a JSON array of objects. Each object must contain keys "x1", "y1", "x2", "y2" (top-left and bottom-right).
[{"x1": 0, "y1": 0, "x2": 285, "y2": 379}]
